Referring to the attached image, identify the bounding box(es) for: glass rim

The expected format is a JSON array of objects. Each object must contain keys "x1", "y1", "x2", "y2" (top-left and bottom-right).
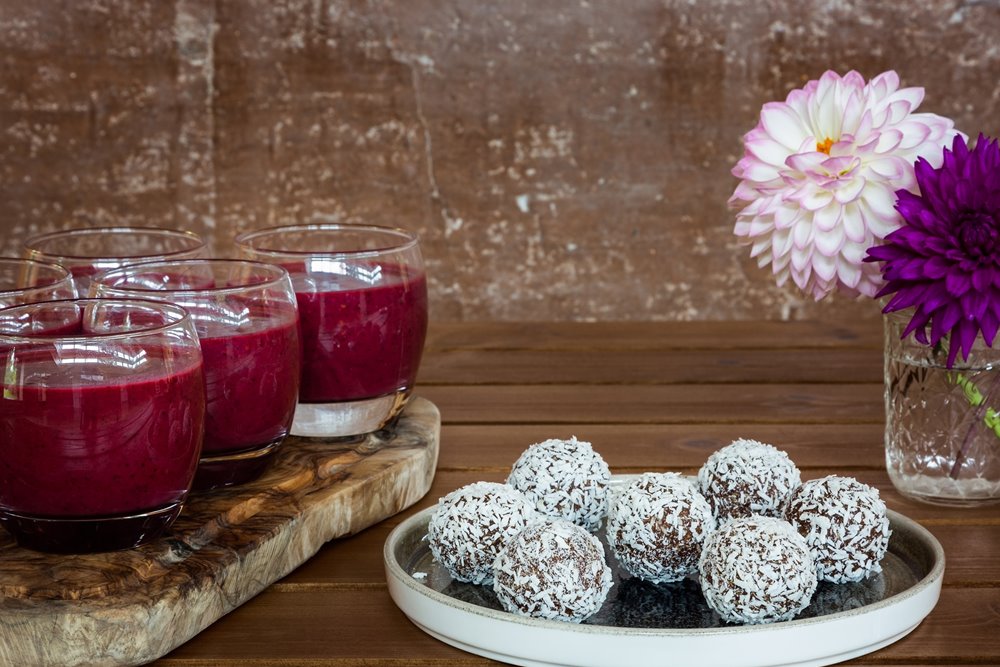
[
  {"x1": 234, "y1": 223, "x2": 419, "y2": 258},
  {"x1": 23, "y1": 226, "x2": 205, "y2": 261},
  {"x1": 0, "y1": 257, "x2": 73, "y2": 297},
  {"x1": 0, "y1": 297, "x2": 194, "y2": 343},
  {"x1": 93, "y1": 259, "x2": 292, "y2": 297}
]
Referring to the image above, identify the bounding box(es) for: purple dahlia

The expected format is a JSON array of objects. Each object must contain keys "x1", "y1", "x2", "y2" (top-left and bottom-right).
[{"x1": 866, "y1": 134, "x2": 1000, "y2": 367}]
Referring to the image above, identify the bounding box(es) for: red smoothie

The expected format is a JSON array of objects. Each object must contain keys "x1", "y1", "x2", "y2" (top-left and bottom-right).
[
  {"x1": 199, "y1": 316, "x2": 300, "y2": 454},
  {"x1": 0, "y1": 348, "x2": 205, "y2": 518},
  {"x1": 294, "y1": 268, "x2": 427, "y2": 403}
]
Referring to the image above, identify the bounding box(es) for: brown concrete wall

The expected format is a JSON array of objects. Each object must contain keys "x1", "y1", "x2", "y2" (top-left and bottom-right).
[{"x1": 2, "y1": 1, "x2": 999, "y2": 321}]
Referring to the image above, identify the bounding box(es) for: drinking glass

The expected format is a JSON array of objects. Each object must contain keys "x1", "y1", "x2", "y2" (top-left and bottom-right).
[
  {"x1": 0, "y1": 298, "x2": 205, "y2": 553},
  {"x1": 235, "y1": 224, "x2": 428, "y2": 437},
  {"x1": 0, "y1": 257, "x2": 76, "y2": 308},
  {"x1": 23, "y1": 226, "x2": 206, "y2": 294},
  {"x1": 93, "y1": 260, "x2": 301, "y2": 489}
]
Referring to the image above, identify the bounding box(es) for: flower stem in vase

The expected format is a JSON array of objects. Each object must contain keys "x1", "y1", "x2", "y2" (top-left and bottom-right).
[{"x1": 947, "y1": 363, "x2": 1000, "y2": 479}]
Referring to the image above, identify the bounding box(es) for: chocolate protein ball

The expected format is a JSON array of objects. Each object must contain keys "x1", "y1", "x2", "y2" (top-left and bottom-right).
[
  {"x1": 507, "y1": 437, "x2": 611, "y2": 532},
  {"x1": 698, "y1": 438, "x2": 801, "y2": 522},
  {"x1": 492, "y1": 518, "x2": 613, "y2": 623},
  {"x1": 427, "y1": 481, "x2": 538, "y2": 585},
  {"x1": 698, "y1": 516, "x2": 818, "y2": 625},
  {"x1": 783, "y1": 475, "x2": 891, "y2": 583},
  {"x1": 607, "y1": 472, "x2": 716, "y2": 583}
]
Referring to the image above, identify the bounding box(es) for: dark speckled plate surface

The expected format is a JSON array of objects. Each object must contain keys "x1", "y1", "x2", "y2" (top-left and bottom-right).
[{"x1": 385, "y1": 476, "x2": 944, "y2": 667}]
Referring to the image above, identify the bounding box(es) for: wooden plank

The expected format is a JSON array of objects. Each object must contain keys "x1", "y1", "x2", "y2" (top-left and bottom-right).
[
  {"x1": 419, "y1": 384, "x2": 884, "y2": 424},
  {"x1": 155, "y1": 588, "x2": 999, "y2": 664},
  {"x1": 436, "y1": 424, "x2": 886, "y2": 470},
  {"x1": 418, "y1": 348, "x2": 883, "y2": 385},
  {"x1": 425, "y1": 320, "x2": 883, "y2": 351},
  {"x1": 0, "y1": 399, "x2": 441, "y2": 667}
]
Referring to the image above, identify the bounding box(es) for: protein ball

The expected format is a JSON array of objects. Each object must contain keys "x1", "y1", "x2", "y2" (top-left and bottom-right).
[
  {"x1": 698, "y1": 439, "x2": 801, "y2": 522},
  {"x1": 607, "y1": 472, "x2": 716, "y2": 583},
  {"x1": 698, "y1": 516, "x2": 818, "y2": 625},
  {"x1": 427, "y1": 481, "x2": 538, "y2": 585},
  {"x1": 783, "y1": 475, "x2": 891, "y2": 583},
  {"x1": 493, "y1": 519, "x2": 613, "y2": 623},
  {"x1": 507, "y1": 437, "x2": 612, "y2": 532}
]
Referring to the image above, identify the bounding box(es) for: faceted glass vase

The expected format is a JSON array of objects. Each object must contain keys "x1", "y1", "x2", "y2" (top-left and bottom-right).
[{"x1": 884, "y1": 312, "x2": 1000, "y2": 506}]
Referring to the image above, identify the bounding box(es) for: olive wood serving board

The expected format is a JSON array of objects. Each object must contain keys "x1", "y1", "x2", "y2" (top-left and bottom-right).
[{"x1": 0, "y1": 397, "x2": 440, "y2": 667}]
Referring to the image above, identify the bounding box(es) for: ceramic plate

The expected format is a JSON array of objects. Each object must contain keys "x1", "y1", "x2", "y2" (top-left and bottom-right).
[{"x1": 384, "y1": 477, "x2": 945, "y2": 667}]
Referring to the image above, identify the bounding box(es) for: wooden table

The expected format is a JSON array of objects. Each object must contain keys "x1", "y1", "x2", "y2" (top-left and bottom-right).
[{"x1": 157, "y1": 321, "x2": 1000, "y2": 666}]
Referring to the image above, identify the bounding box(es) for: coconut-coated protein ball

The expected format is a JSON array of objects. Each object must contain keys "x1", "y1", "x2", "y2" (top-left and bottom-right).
[
  {"x1": 507, "y1": 437, "x2": 612, "y2": 532},
  {"x1": 427, "y1": 481, "x2": 538, "y2": 585},
  {"x1": 698, "y1": 516, "x2": 818, "y2": 625},
  {"x1": 607, "y1": 472, "x2": 716, "y2": 583},
  {"x1": 698, "y1": 439, "x2": 801, "y2": 522},
  {"x1": 492, "y1": 519, "x2": 613, "y2": 623},
  {"x1": 783, "y1": 475, "x2": 891, "y2": 583}
]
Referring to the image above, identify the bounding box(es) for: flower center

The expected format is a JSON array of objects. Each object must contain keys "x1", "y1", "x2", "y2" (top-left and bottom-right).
[
  {"x1": 957, "y1": 210, "x2": 998, "y2": 258},
  {"x1": 816, "y1": 137, "x2": 834, "y2": 155}
]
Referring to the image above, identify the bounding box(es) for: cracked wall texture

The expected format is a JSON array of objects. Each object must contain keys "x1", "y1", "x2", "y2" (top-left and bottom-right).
[{"x1": 2, "y1": 0, "x2": 999, "y2": 321}]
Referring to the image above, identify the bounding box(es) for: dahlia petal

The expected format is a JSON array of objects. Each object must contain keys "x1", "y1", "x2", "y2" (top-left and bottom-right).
[
  {"x1": 750, "y1": 237, "x2": 771, "y2": 259},
  {"x1": 924, "y1": 256, "x2": 951, "y2": 279},
  {"x1": 793, "y1": 219, "x2": 814, "y2": 249},
  {"x1": 812, "y1": 251, "x2": 838, "y2": 281},
  {"x1": 842, "y1": 209, "x2": 868, "y2": 243},
  {"x1": 790, "y1": 246, "x2": 812, "y2": 272},
  {"x1": 932, "y1": 302, "x2": 962, "y2": 345},
  {"x1": 785, "y1": 152, "x2": 828, "y2": 174},
  {"x1": 981, "y1": 308, "x2": 1000, "y2": 347},
  {"x1": 946, "y1": 271, "x2": 971, "y2": 297},
  {"x1": 961, "y1": 290, "x2": 988, "y2": 320},
  {"x1": 837, "y1": 257, "x2": 862, "y2": 288},
  {"x1": 973, "y1": 269, "x2": 993, "y2": 291},
  {"x1": 868, "y1": 156, "x2": 907, "y2": 181},
  {"x1": 957, "y1": 318, "x2": 979, "y2": 363},
  {"x1": 889, "y1": 86, "x2": 925, "y2": 112},
  {"x1": 894, "y1": 120, "x2": 932, "y2": 150},
  {"x1": 774, "y1": 228, "x2": 795, "y2": 257},
  {"x1": 773, "y1": 204, "x2": 799, "y2": 229},
  {"x1": 842, "y1": 239, "x2": 870, "y2": 265},
  {"x1": 814, "y1": 202, "x2": 842, "y2": 232},
  {"x1": 814, "y1": 223, "x2": 845, "y2": 256},
  {"x1": 760, "y1": 102, "x2": 809, "y2": 150},
  {"x1": 887, "y1": 100, "x2": 912, "y2": 125},
  {"x1": 741, "y1": 161, "x2": 782, "y2": 183},
  {"x1": 748, "y1": 218, "x2": 773, "y2": 236},
  {"x1": 875, "y1": 129, "x2": 904, "y2": 154},
  {"x1": 799, "y1": 189, "x2": 834, "y2": 211},
  {"x1": 861, "y1": 185, "x2": 898, "y2": 220},
  {"x1": 746, "y1": 137, "x2": 792, "y2": 166},
  {"x1": 834, "y1": 177, "x2": 866, "y2": 204}
]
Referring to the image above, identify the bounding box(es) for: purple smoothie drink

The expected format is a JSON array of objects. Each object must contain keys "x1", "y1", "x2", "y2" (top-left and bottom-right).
[
  {"x1": 235, "y1": 224, "x2": 428, "y2": 438},
  {"x1": 0, "y1": 299, "x2": 205, "y2": 553},
  {"x1": 296, "y1": 271, "x2": 427, "y2": 403},
  {"x1": 93, "y1": 260, "x2": 301, "y2": 489}
]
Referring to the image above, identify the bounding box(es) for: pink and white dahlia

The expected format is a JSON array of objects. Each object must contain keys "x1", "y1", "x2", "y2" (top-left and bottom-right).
[{"x1": 731, "y1": 70, "x2": 961, "y2": 300}]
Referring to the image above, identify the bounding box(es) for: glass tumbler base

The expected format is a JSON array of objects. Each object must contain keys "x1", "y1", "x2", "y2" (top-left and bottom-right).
[
  {"x1": 193, "y1": 437, "x2": 284, "y2": 491},
  {"x1": 0, "y1": 502, "x2": 184, "y2": 554},
  {"x1": 291, "y1": 392, "x2": 409, "y2": 438}
]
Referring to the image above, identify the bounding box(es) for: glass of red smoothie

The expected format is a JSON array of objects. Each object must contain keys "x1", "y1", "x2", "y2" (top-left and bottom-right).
[
  {"x1": 0, "y1": 298, "x2": 205, "y2": 553},
  {"x1": 0, "y1": 257, "x2": 77, "y2": 308},
  {"x1": 93, "y1": 259, "x2": 301, "y2": 490},
  {"x1": 23, "y1": 226, "x2": 206, "y2": 294},
  {"x1": 235, "y1": 224, "x2": 427, "y2": 438}
]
